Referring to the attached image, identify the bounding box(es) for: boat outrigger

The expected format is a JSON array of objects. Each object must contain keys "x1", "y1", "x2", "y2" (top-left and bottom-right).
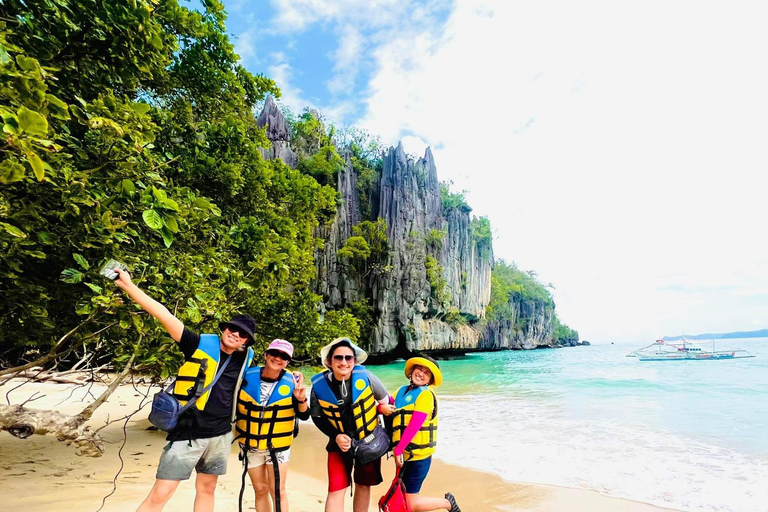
[{"x1": 627, "y1": 339, "x2": 755, "y2": 361}]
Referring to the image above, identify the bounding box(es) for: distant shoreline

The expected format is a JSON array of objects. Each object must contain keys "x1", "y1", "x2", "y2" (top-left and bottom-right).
[{"x1": 663, "y1": 328, "x2": 768, "y2": 341}]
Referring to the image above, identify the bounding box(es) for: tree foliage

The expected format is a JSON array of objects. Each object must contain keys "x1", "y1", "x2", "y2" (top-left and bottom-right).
[
  {"x1": 486, "y1": 260, "x2": 554, "y2": 325},
  {"x1": 470, "y1": 216, "x2": 492, "y2": 260},
  {"x1": 440, "y1": 181, "x2": 471, "y2": 213},
  {"x1": 0, "y1": 0, "x2": 356, "y2": 377}
]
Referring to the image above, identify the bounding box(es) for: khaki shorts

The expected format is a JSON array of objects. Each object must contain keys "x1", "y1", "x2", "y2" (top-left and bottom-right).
[
  {"x1": 156, "y1": 432, "x2": 233, "y2": 481},
  {"x1": 245, "y1": 447, "x2": 291, "y2": 468}
]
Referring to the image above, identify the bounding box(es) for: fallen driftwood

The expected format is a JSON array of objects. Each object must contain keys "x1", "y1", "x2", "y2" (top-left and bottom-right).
[
  {"x1": 0, "y1": 352, "x2": 137, "y2": 457},
  {"x1": 0, "y1": 403, "x2": 104, "y2": 456}
]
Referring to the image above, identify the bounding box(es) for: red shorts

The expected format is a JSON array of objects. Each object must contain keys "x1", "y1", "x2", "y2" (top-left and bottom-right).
[{"x1": 327, "y1": 451, "x2": 383, "y2": 492}]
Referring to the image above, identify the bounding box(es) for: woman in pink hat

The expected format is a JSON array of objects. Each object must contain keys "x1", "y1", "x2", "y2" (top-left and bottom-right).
[{"x1": 234, "y1": 339, "x2": 309, "y2": 512}]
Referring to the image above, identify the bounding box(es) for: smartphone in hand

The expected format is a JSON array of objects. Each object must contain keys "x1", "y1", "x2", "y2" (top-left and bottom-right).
[{"x1": 99, "y1": 259, "x2": 128, "y2": 280}]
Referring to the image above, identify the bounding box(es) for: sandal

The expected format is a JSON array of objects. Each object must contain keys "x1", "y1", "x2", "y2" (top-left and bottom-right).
[{"x1": 445, "y1": 492, "x2": 462, "y2": 512}]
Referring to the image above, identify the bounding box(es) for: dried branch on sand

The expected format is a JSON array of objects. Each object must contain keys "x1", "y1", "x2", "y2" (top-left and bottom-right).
[{"x1": 0, "y1": 353, "x2": 137, "y2": 457}]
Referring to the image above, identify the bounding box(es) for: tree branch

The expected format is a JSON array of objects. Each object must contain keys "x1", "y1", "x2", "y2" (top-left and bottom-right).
[
  {"x1": 76, "y1": 350, "x2": 136, "y2": 423},
  {"x1": 0, "y1": 313, "x2": 97, "y2": 377}
]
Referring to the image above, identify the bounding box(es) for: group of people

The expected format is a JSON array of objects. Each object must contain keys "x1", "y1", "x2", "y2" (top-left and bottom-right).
[{"x1": 114, "y1": 269, "x2": 463, "y2": 512}]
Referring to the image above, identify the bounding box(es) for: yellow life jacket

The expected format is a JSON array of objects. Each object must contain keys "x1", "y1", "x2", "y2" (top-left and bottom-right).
[
  {"x1": 235, "y1": 369, "x2": 296, "y2": 451},
  {"x1": 311, "y1": 366, "x2": 379, "y2": 440},
  {"x1": 392, "y1": 384, "x2": 438, "y2": 461},
  {"x1": 172, "y1": 333, "x2": 253, "y2": 412}
]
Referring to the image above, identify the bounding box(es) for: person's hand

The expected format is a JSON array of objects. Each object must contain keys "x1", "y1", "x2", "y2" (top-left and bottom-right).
[
  {"x1": 114, "y1": 268, "x2": 133, "y2": 290},
  {"x1": 380, "y1": 404, "x2": 397, "y2": 416},
  {"x1": 395, "y1": 453, "x2": 404, "y2": 467},
  {"x1": 293, "y1": 372, "x2": 306, "y2": 402},
  {"x1": 336, "y1": 434, "x2": 352, "y2": 452}
]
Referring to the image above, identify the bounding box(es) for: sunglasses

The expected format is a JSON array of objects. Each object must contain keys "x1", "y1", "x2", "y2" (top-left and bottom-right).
[
  {"x1": 223, "y1": 325, "x2": 250, "y2": 338},
  {"x1": 332, "y1": 354, "x2": 355, "y2": 362},
  {"x1": 266, "y1": 349, "x2": 291, "y2": 361}
]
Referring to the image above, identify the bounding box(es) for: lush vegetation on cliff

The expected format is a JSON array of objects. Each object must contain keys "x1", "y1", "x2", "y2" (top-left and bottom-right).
[{"x1": 487, "y1": 260, "x2": 577, "y2": 345}]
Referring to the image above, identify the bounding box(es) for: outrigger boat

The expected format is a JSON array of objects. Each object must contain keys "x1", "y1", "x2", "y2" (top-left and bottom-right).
[{"x1": 627, "y1": 338, "x2": 755, "y2": 361}]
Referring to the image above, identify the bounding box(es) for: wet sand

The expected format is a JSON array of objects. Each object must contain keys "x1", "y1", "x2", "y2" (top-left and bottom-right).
[{"x1": 0, "y1": 379, "x2": 677, "y2": 511}]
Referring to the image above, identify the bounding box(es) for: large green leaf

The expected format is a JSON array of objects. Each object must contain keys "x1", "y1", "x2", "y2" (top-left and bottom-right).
[
  {"x1": 85, "y1": 283, "x2": 103, "y2": 294},
  {"x1": 160, "y1": 197, "x2": 180, "y2": 211},
  {"x1": 46, "y1": 94, "x2": 70, "y2": 120},
  {"x1": 60, "y1": 268, "x2": 84, "y2": 284},
  {"x1": 73, "y1": 253, "x2": 90, "y2": 269},
  {"x1": 18, "y1": 106, "x2": 48, "y2": 137},
  {"x1": 0, "y1": 160, "x2": 26, "y2": 184},
  {"x1": 164, "y1": 215, "x2": 179, "y2": 233},
  {"x1": 26, "y1": 151, "x2": 45, "y2": 181},
  {"x1": 161, "y1": 226, "x2": 173, "y2": 248},
  {"x1": 142, "y1": 209, "x2": 163, "y2": 230},
  {"x1": 119, "y1": 179, "x2": 135, "y2": 194},
  {"x1": 0, "y1": 222, "x2": 26, "y2": 238}
]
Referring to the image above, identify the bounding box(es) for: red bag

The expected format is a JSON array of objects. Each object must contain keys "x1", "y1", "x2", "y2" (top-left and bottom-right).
[{"x1": 378, "y1": 466, "x2": 411, "y2": 512}]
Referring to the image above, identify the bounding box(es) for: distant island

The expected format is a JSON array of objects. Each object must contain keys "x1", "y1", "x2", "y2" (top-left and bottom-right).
[{"x1": 663, "y1": 328, "x2": 768, "y2": 341}]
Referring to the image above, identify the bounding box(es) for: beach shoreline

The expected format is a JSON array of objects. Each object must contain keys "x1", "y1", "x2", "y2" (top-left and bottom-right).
[{"x1": 0, "y1": 378, "x2": 678, "y2": 512}]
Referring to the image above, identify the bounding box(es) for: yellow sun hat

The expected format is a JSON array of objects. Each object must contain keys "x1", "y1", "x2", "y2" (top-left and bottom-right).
[{"x1": 404, "y1": 356, "x2": 442, "y2": 387}]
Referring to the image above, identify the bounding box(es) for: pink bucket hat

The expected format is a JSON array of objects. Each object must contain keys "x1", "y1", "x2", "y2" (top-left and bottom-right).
[{"x1": 267, "y1": 339, "x2": 294, "y2": 358}]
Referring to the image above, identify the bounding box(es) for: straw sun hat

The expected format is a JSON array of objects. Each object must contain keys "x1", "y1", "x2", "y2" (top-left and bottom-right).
[{"x1": 319, "y1": 337, "x2": 368, "y2": 368}]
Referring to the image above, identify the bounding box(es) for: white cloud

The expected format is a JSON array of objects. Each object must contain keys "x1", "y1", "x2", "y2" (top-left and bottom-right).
[
  {"x1": 327, "y1": 26, "x2": 364, "y2": 96},
  {"x1": 234, "y1": 29, "x2": 258, "y2": 65},
  {"x1": 354, "y1": 0, "x2": 768, "y2": 342}
]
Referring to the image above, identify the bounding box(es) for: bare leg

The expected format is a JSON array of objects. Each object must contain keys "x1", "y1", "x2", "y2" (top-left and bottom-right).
[
  {"x1": 249, "y1": 465, "x2": 273, "y2": 512},
  {"x1": 193, "y1": 473, "x2": 218, "y2": 512},
  {"x1": 266, "y1": 463, "x2": 290, "y2": 512},
  {"x1": 353, "y1": 484, "x2": 371, "y2": 512},
  {"x1": 325, "y1": 489, "x2": 346, "y2": 512},
  {"x1": 136, "y1": 479, "x2": 181, "y2": 512},
  {"x1": 406, "y1": 493, "x2": 451, "y2": 512}
]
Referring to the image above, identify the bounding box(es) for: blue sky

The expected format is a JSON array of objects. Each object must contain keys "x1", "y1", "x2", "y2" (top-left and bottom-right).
[{"x1": 208, "y1": 0, "x2": 768, "y2": 343}]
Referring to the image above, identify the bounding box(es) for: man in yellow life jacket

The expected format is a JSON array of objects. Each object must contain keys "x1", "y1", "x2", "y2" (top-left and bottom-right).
[
  {"x1": 235, "y1": 339, "x2": 309, "y2": 512},
  {"x1": 309, "y1": 337, "x2": 396, "y2": 512},
  {"x1": 391, "y1": 357, "x2": 461, "y2": 512},
  {"x1": 114, "y1": 269, "x2": 255, "y2": 512}
]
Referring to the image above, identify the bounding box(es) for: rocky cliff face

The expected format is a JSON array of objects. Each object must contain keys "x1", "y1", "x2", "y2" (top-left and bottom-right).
[
  {"x1": 479, "y1": 296, "x2": 555, "y2": 350},
  {"x1": 366, "y1": 143, "x2": 493, "y2": 356},
  {"x1": 256, "y1": 100, "x2": 559, "y2": 357}
]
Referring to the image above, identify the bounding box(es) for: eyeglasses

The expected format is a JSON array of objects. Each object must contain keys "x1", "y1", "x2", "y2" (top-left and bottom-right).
[
  {"x1": 332, "y1": 354, "x2": 355, "y2": 362},
  {"x1": 223, "y1": 325, "x2": 249, "y2": 338},
  {"x1": 266, "y1": 349, "x2": 291, "y2": 361}
]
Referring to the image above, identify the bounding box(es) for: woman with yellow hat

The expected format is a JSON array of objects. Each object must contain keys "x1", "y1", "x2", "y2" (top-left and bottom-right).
[{"x1": 390, "y1": 356, "x2": 461, "y2": 512}]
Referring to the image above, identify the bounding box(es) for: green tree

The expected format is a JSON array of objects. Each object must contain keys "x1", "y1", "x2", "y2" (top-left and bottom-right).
[{"x1": 0, "y1": 0, "x2": 351, "y2": 380}]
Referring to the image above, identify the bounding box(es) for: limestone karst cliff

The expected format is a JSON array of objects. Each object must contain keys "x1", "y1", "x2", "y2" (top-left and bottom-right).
[{"x1": 256, "y1": 99, "x2": 571, "y2": 357}]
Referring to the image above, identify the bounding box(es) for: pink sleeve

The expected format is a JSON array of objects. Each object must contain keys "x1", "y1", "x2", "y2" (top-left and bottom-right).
[{"x1": 393, "y1": 411, "x2": 428, "y2": 457}]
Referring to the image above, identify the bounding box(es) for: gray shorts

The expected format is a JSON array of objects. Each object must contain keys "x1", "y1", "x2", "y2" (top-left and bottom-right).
[{"x1": 156, "y1": 431, "x2": 234, "y2": 481}]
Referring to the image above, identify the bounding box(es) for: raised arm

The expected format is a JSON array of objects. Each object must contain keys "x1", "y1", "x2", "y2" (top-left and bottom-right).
[{"x1": 113, "y1": 268, "x2": 184, "y2": 342}]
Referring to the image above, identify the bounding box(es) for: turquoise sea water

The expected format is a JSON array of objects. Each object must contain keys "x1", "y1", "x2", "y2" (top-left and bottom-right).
[{"x1": 371, "y1": 338, "x2": 768, "y2": 512}]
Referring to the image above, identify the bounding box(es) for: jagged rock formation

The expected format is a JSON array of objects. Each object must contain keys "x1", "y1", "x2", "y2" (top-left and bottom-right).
[
  {"x1": 256, "y1": 96, "x2": 298, "y2": 168},
  {"x1": 256, "y1": 99, "x2": 562, "y2": 356},
  {"x1": 367, "y1": 143, "x2": 493, "y2": 356}
]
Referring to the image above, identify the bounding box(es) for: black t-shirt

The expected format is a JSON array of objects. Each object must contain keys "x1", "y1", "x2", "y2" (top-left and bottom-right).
[{"x1": 167, "y1": 328, "x2": 247, "y2": 441}]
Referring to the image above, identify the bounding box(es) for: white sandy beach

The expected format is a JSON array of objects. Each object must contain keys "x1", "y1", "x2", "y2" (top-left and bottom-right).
[{"x1": 0, "y1": 378, "x2": 678, "y2": 512}]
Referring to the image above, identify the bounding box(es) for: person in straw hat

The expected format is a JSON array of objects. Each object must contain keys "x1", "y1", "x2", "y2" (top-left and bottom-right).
[
  {"x1": 389, "y1": 356, "x2": 461, "y2": 512},
  {"x1": 309, "y1": 337, "x2": 396, "y2": 512}
]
